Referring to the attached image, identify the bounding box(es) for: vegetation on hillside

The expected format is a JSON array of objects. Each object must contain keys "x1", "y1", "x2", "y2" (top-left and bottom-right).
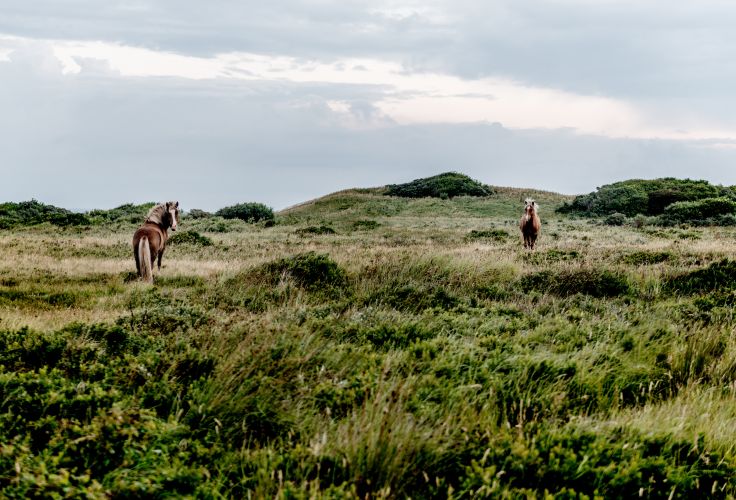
[
  {"x1": 2, "y1": 180, "x2": 736, "y2": 496},
  {"x1": 0, "y1": 200, "x2": 91, "y2": 228},
  {"x1": 558, "y1": 178, "x2": 735, "y2": 225},
  {"x1": 386, "y1": 172, "x2": 494, "y2": 199},
  {"x1": 87, "y1": 203, "x2": 156, "y2": 224},
  {"x1": 168, "y1": 230, "x2": 214, "y2": 247},
  {"x1": 215, "y1": 202, "x2": 275, "y2": 223}
]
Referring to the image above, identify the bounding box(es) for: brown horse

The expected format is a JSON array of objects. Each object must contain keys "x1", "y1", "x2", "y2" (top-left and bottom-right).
[
  {"x1": 520, "y1": 198, "x2": 541, "y2": 250},
  {"x1": 133, "y1": 201, "x2": 179, "y2": 283}
]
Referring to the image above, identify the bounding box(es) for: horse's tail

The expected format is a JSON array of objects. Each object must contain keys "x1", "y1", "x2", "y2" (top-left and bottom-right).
[{"x1": 138, "y1": 237, "x2": 153, "y2": 284}]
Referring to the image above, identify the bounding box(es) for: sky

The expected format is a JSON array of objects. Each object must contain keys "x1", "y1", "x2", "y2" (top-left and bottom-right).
[{"x1": 1, "y1": 1, "x2": 736, "y2": 211}]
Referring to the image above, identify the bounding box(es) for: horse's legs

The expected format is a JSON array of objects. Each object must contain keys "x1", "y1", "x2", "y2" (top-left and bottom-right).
[
  {"x1": 134, "y1": 249, "x2": 140, "y2": 276},
  {"x1": 157, "y1": 249, "x2": 164, "y2": 270}
]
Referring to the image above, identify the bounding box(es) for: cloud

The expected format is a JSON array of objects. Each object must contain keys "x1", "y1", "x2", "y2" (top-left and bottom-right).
[
  {"x1": 1, "y1": 44, "x2": 735, "y2": 212},
  {"x1": 10, "y1": 35, "x2": 725, "y2": 141},
  {"x1": 2, "y1": 1, "x2": 735, "y2": 100},
  {"x1": 2, "y1": 1, "x2": 736, "y2": 136}
]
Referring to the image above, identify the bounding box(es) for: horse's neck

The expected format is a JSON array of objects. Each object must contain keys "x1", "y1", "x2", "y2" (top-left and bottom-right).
[{"x1": 145, "y1": 221, "x2": 169, "y2": 234}]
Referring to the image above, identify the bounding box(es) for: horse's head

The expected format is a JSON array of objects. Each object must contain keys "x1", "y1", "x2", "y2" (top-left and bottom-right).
[
  {"x1": 165, "y1": 201, "x2": 180, "y2": 231},
  {"x1": 145, "y1": 201, "x2": 180, "y2": 231},
  {"x1": 524, "y1": 199, "x2": 538, "y2": 217}
]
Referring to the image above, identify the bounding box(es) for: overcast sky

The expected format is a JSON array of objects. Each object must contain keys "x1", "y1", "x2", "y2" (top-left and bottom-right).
[{"x1": 1, "y1": 1, "x2": 736, "y2": 211}]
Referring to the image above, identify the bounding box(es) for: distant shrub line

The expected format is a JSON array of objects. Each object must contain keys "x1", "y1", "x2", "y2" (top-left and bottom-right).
[
  {"x1": 0, "y1": 200, "x2": 94, "y2": 228},
  {"x1": 0, "y1": 200, "x2": 276, "y2": 229},
  {"x1": 559, "y1": 178, "x2": 736, "y2": 226}
]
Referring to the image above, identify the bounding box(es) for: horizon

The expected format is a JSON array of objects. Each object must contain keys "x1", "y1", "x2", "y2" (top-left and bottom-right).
[{"x1": 3, "y1": 171, "x2": 733, "y2": 214}]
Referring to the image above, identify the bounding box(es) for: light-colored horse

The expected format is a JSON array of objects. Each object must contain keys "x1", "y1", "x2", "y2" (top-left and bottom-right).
[
  {"x1": 520, "y1": 199, "x2": 541, "y2": 250},
  {"x1": 132, "y1": 201, "x2": 179, "y2": 283}
]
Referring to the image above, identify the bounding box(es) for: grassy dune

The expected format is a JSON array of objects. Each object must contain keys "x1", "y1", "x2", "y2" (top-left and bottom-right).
[{"x1": 2, "y1": 188, "x2": 736, "y2": 497}]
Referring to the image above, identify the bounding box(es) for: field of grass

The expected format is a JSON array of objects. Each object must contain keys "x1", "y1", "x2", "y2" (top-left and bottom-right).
[{"x1": 2, "y1": 187, "x2": 736, "y2": 498}]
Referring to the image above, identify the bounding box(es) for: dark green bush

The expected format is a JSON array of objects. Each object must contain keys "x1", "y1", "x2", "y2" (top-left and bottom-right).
[
  {"x1": 519, "y1": 269, "x2": 630, "y2": 297},
  {"x1": 524, "y1": 249, "x2": 581, "y2": 265},
  {"x1": 168, "y1": 230, "x2": 214, "y2": 246},
  {"x1": 604, "y1": 212, "x2": 627, "y2": 226},
  {"x1": 623, "y1": 250, "x2": 673, "y2": 265},
  {"x1": 261, "y1": 252, "x2": 349, "y2": 294},
  {"x1": 119, "y1": 289, "x2": 209, "y2": 335},
  {"x1": 295, "y1": 225, "x2": 336, "y2": 236},
  {"x1": 0, "y1": 200, "x2": 91, "y2": 228},
  {"x1": 366, "y1": 283, "x2": 461, "y2": 313},
  {"x1": 353, "y1": 219, "x2": 381, "y2": 230},
  {"x1": 0, "y1": 289, "x2": 81, "y2": 308},
  {"x1": 465, "y1": 229, "x2": 510, "y2": 242},
  {"x1": 558, "y1": 178, "x2": 730, "y2": 217},
  {"x1": 215, "y1": 202, "x2": 274, "y2": 223},
  {"x1": 313, "y1": 319, "x2": 435, "y2": 350},
  {"x1": 461, "y1": 428, "x2": 735, "y2": 498},
  {"x1": 660, "y1": 197, "x2": 736, "y2": 225},
  {"x1": 0, "y1": 320, "x2": 223, "y2": 497},
  {"x1": 386, "y1": 172, "x2": 494, "y2": 199},
  {"x1": 666, "y1": 259, "x2": 736, "y2": 294}
]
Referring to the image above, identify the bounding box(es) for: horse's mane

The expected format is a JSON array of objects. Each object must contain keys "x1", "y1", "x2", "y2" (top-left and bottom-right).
[
  {"x1": 145, "y1": 202, "x2": 178, "y2": 225},
  {"x1": 524, "y1": 199, "x2": 540, "y2": 213}
]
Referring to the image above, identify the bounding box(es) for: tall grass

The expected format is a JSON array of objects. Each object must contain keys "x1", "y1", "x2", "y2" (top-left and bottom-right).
[{"x1": 1, "y1": 189, "x2": 736, "y2": 497}]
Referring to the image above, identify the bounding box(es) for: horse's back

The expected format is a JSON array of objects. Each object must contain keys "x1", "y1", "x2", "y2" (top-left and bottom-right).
[{"x1": 133, "y1": 223, "x2": 165, "y2": 251}]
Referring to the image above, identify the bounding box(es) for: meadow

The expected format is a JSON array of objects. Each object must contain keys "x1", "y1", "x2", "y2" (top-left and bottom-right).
[{"x1": 2, "y1": 184, "x2": 736, "y2": 498}]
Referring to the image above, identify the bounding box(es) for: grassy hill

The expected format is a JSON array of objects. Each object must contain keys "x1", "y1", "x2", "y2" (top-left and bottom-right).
[
  {"x1": 280, "y1": 185, "x2": 571, "y2": 227},
  {"x1": 1, "y1": 178, "x2": 735, "y2": 497}
]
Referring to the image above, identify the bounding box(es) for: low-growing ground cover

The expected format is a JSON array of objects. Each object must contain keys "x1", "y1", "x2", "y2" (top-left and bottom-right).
[{"x1": 1, "y1": 187, "x2": 736, "y2": 497}]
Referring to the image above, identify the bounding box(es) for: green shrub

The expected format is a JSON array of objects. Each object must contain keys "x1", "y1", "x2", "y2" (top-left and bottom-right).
[
  {"x1": 519, "y1": 269, "x2": 630, "y2": 298},
  {"x1": 261, "y1": 252, "x2": 349, "y2": 295},
  {"x1": 604, "y1": 212, "x2": 627, "y2": 226},
  {"x1": 386, "y1": 172, "x2": 494, "y2": 199},
  {"x1": 558, "y1": 178, "x2": 730, "y2": 217},
  {"x1": 465, "y1": 229, "x2": 510, "y2": 242},
  {"x1": 660, "y1": 197, "x2": 736, "y2": 225},
  {"x1": 186, "y1": 209, "x2": 213, "y2": 219},
  {"x1": 0, "y1": 289, "x2": 82, "y2": 309},
  {"x1": 215, "y1": 202, "x2": 275, "y2": 223},
  {"x1": 525, "y1": 249, "x2": 581, "y2": 265},
  {"x1": 168, "y1": 230, "x2": 214, "y2": 246},
  {"x1": 197, "y1": 218, "x2": 242, "y2": 233},
  {"x1": 666, "y1": 259, "x2": 736, "y2": 294},
  {"x1": 313, "y1": 319, "x2": 435, "y2": 350},
  {"x1": 119, "y1": 289, "x2": 209, "y2": 335},
  {"x1": 86, "y1": 202, "x2": 155, "y2": 224},
  {"x1": 353, "y1": 219, "x2": 381, "y2": 230},
  {"x1": 623, "y1": 250, "x2": 672, "y2": 265},
  {"x1": 461, "y1": 428, "x2": 735, "y2": 498},
  {"x1": 295, "y1": 225, "x2": 336, "y2": 236},
  {"x1": 0, "y1": 200, "x2": 91, "y2": 228},
  {"x1": 365, "y1": 284, "x2": 460, "y2": 313}
]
